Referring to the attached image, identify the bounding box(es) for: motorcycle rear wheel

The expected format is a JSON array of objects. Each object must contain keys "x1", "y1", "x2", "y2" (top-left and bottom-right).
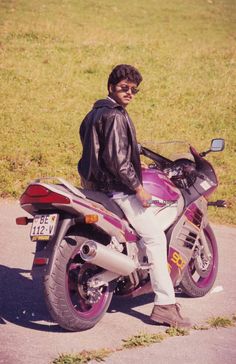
[
  {"x1": 179, "y1": 224, "x2": 218, "y2": 297},
  {"x1": 44, "y1": 235, "x2": 113, "y2": 331}
]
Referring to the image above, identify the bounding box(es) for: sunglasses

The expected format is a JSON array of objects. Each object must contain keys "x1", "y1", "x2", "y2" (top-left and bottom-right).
[{"x1": 116, "y1": 84, "x2": 139, "y2": 95}]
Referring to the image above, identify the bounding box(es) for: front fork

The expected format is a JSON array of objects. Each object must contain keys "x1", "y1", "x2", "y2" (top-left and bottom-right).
[
  {"x1": 192, "y1": 197, "x2": 226, "y2": 273},
  {"x1": 198, "y1": 229, "x2": 212, "y2": 259}
]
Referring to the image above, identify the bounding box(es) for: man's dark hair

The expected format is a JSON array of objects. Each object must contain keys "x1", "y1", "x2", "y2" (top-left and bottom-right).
[{"x1": 107, "y1": 64, "x2": 143, "y2": 90}]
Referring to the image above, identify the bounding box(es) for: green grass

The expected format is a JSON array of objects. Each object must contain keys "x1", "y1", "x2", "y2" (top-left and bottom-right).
[
  {"x1": 0, "y1": 0, "x2": 235, "y2": 224},
  {"x1": 52, "y1": 349, "x2": 113, "y2": 364},
  {"x1": 122, "y1": 331, "x2": 167, "y2": 349},
  {"x1": 165, "y1": 326, "x2": 189, "y2": 336},
  {"x1": 193, "y1": 314, "x2": 236, "y2": 330},
  {"x1": 52, "y1": 314, "x2": 235, "y2": 363},
  {"x1": 193, "y1": 324, "x2": 210, "y2": 330},
  {"x1": 207, "y1": 315, "x2": 236, "y2": 328}
]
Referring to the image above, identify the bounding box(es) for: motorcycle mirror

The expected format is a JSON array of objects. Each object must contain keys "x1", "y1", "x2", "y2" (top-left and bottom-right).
[
  {"x1": 200, "y1": 138, "x2": 225, "y2": 157},
  {"x1": 210, "y1": 138, "x2": 225, "y2": 152}
]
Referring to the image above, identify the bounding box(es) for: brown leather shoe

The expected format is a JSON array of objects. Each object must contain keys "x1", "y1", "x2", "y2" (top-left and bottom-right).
[{"x1": 150, "y1": 303, "x2": 192, "y2": 329}]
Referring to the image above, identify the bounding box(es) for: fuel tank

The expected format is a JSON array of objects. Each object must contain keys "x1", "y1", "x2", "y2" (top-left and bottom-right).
[{"x1": 142, "y1": 168, "x2": 180, "y2": 201}]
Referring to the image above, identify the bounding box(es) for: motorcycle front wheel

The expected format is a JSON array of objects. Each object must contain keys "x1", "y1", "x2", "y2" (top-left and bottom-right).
[
  {"x1": 179, "y1": 224, "x2": 218, "y2": 297},
  {"x1": 44, "y1": 235, "x2": 113, "y2": 331}
]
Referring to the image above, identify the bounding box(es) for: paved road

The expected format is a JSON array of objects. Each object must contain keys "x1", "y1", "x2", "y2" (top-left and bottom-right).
[{"x1": 0, "y1": 200, "x2": 236, "y2": 364}]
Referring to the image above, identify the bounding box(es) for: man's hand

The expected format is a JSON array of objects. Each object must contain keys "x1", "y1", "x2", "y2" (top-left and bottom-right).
[{"x1": 135, "y1": 185, "x2": 152, "y2": 208}]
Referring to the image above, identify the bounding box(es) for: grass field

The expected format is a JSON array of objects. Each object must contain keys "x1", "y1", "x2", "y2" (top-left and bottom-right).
[{"x1": 0, "y1": 0, "x2": 235, "y2": 224}]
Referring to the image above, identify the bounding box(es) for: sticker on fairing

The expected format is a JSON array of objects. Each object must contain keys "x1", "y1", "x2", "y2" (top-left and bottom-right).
[{"x1": 200, "y1": 180, "x2": 211, "y2": 190}]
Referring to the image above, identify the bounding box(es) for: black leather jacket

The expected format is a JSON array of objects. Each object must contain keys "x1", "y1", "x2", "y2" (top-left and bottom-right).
[{"x1": 78, "y1": 98, "x2": 142, "y2": 194}]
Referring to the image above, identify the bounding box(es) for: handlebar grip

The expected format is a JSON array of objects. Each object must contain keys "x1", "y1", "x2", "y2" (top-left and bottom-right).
[{"x1": 208, "y1": 200, "x2": 227, "y2": 208}]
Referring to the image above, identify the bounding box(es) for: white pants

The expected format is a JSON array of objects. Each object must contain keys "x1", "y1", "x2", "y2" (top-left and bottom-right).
[{"x1": 114, "y1": 195, "x2": 177, "y2": 305}]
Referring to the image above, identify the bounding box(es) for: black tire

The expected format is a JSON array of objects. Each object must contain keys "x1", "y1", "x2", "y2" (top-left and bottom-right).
[
  {"x1": 44, "y1": 235, "x2": 113, "y2": 331},
  {"x1": 179, "y1": 224, "x2": 218, "y2": 297}
]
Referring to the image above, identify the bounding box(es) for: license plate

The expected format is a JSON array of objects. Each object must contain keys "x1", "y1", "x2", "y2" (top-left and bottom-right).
[{"x1": 30, "y1": 214, "x2": 59, "y2": 241}]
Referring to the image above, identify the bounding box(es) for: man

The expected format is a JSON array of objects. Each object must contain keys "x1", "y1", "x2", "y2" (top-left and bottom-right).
[{"x1": 78, "y1": 64, "x2": 191, "y2": 328}]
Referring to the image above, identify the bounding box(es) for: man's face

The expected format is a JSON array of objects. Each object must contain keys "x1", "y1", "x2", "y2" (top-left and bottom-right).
[{"x1": 109, "y1": 79, "x2": 139, "y2": 108}]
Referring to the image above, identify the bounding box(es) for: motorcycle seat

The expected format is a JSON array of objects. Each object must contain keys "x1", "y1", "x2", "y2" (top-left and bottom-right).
[{"x1": 79, "y1": 189, "x2": 125, "y2": 220}]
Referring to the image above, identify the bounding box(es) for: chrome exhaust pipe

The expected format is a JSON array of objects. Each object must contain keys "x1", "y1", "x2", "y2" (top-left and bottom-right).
[{"x1": 80, "y1": 240, "x2": 137, "y2": 276}]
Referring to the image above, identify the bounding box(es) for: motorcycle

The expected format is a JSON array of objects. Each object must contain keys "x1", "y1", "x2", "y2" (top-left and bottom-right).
[{"x1": 16, "y1": 138, "x2": 225, "y2": 331}]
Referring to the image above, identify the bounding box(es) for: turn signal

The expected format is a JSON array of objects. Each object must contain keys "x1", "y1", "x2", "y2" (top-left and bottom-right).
[
  {"x1": 84, "y1": 214, "x2": 99, "y2": 224},
  {"x1": 16, "y1": 217, "x2": 33, "y2": 225}
]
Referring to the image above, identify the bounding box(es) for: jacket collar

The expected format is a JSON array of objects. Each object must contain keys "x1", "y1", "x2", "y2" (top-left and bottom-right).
[{"x1": 93, "y1": 97, "x2": 123, "y2": 110}]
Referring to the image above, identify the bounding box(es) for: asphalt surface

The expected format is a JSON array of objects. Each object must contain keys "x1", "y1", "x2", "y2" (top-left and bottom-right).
[{"x1": 0, "y1": 200, "x2": 236, "y2": 364}]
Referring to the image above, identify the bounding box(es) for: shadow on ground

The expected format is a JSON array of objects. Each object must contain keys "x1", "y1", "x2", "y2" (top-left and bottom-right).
[
  {"x1": 1, "y1": 264, "x2": 177, "y2": 332},
  {"x1": 0, "y1": 264, "x2": 65, "y2": 332},
  {"x1": 0, "y1": 264, "x2": 189, "y2": 333}
]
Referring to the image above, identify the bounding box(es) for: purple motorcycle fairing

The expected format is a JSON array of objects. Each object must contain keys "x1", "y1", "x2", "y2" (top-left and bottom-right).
[
  {"x1": 72, "y1": 198, "x2": 138, "y2": 243},
  {"x1": 142, "y1": 168, "x2": 180, "y2": 201}
]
